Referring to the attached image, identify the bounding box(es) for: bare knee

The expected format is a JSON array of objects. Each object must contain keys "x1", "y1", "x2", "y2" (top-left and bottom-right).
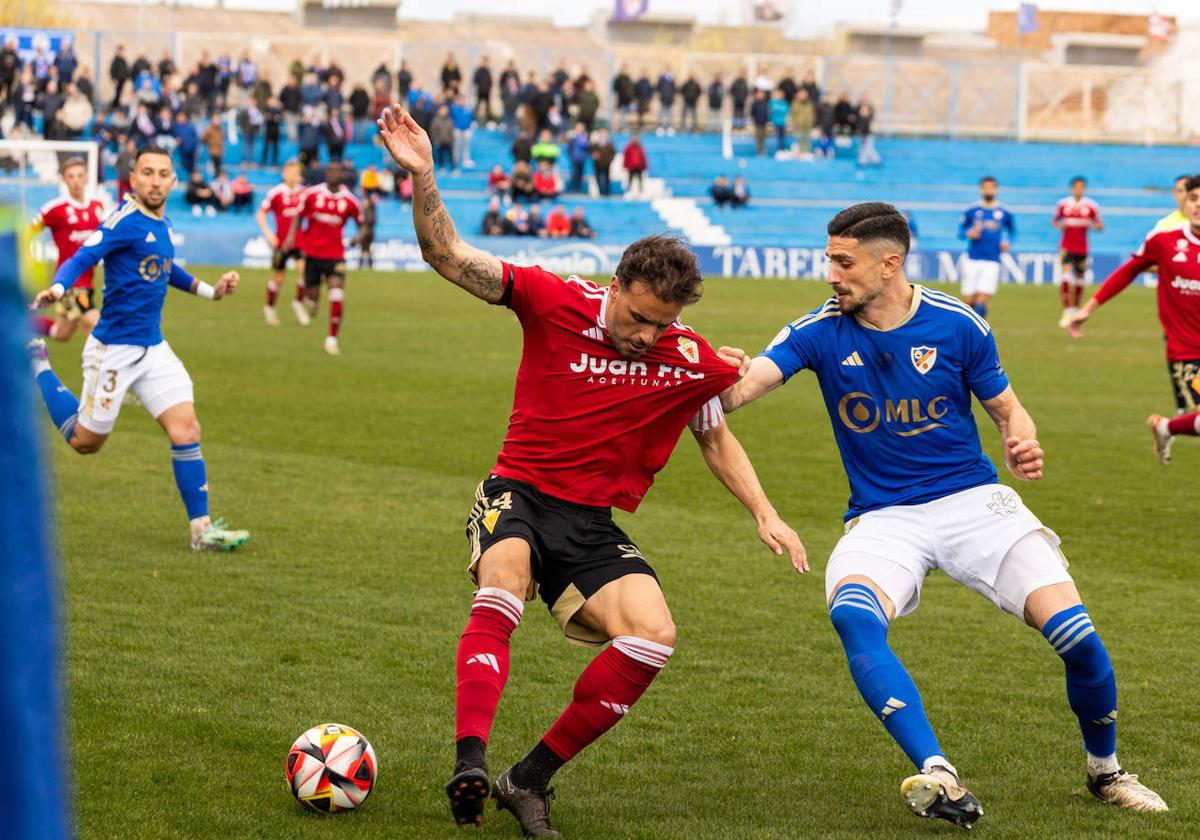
[
  {"x1": 72, "y1": 439, "x2": 103, "y2": 455},
  {"x1": 166, "y1": 419, "x2": 201, "y2": 446},
  {"x1": 628, "y1": 615, "x2": 676, "y2": 648}
]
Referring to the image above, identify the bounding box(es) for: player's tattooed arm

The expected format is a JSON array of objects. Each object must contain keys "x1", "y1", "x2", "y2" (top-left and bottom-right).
[
  {"x1": 377, "y1": 106, "x2": 505, "y2": 303},
  {"x1": 981, "y1": 385, "x2": 1044, "y2": 481},
  {"x1": 692, "y1": 421, "x2": 809, "y2": 573}
]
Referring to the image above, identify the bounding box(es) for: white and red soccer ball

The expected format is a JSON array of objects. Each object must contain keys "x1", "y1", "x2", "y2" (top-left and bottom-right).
[{"x1": 285, "y1": 723, "x2": 377, "y2": 812}]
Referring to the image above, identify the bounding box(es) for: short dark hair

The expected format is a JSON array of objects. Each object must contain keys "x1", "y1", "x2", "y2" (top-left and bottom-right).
[
  {"x1": 980, "y1": 175, "x2": 997, "y2": 185},
  {"x1": 616, "y1": 234, "x2": 703, "y2": 305},
  {"x1": 1070, "y1": 175, "x2": 1087, "y2": 186},
  {"x1": 134, "y1": 145, "x2": 172, "y2": 164},
  {"x1": 827, "y1": 202, "x2": 910, "y2": 256},
  {"x1": 1186, "y1": 174, "x2": 1200, "y2": 193},
  {"x1": 1177, "y1": 173, "x2": 1194, "y2": 187}
]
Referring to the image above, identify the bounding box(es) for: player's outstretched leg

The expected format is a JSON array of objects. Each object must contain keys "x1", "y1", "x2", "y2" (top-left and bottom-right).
[
  {"x1": 448, "y1": 584, "x2": 524, "y2": 827},
  {"x1": 1036, "y1": 599, "x2": 1167, "y2": 812},
  {"x1": 1148, "y1": 413, "x2": 1198, "y2": 465},
  {"x1": 29, "y1": 339, "x2": 82, "y2": 444},
  {"x1": 828, "y1": 581, "x2": 982, "y2": 828}
]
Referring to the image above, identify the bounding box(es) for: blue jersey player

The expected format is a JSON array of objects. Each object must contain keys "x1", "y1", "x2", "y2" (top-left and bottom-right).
[
  {"x1": 28, "y1": 145, "x2": 249, "y2": 551},
  {"x1": 958, "y1": 176, "x2": 1014, "y2": 319},
  {"x1": 720, "y1": 203, "x2": 1166, "y2": 827}
]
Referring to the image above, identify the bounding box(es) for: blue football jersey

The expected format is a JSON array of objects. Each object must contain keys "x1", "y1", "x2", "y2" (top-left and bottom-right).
[
  {"x1": 53, "y1": 198, "x2": 195, "y2": 346},
  {"x1": 959, "y1": 203, "x2": 1015, "y2": 262},
  {"x1": 761, "y1": 286, "x2": 1010, "y2": 520}
]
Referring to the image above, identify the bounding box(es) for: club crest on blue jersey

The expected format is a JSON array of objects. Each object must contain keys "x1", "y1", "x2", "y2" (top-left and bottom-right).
[{"x1": 910, "y1": 346, "x2": 937, "y2": 374}]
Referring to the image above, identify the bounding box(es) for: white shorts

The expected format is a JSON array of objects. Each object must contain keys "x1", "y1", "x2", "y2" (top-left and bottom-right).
[
  {"x1": 825, "y1": 483, "x2": 1072, "y2": 619},
  {"x1": 78, "y1": 334, "x2": 194, "y2": 435},
  {"x1": 961, "y1": 259, "x2": 1001, "y2": 297}
]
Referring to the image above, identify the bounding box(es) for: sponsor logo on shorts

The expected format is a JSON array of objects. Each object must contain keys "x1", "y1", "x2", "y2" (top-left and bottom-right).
[{"x1": 987, "y1": 490, "x2": 1019, "y2": 517}]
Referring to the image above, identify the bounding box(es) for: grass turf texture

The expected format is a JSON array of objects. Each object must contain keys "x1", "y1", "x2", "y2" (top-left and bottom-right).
[{"x1": 47, "y1": 268, "x2": 1195, "y2": 839}]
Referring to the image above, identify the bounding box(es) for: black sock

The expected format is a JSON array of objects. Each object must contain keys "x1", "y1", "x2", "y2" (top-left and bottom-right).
[
  {"x1": 455, "y1": 736, "x2": 486, "y2": 771},
  {"x1": 510, "y1": 740, "x2": 565, "y2": 790}
]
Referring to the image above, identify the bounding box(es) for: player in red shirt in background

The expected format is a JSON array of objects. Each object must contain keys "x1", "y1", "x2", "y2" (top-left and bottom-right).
[
  {"x1": 378, "y1": 106, "x2": 806, "y2": 838},
  {"x1": 29, "y1": 158, "x2": 105, "y2": 342},
  {"x1": 255, "y1": 159, "x2": 306, "y2": 327},
  {"x1": 1054, "y1": 176, "x2": 1103, "y2": 327},
  {"x1": 281, "y1": 162, "x2": 360, "y2": 355},
  {"x1": 1066, "y1": 174, "x2": 1200, "y2": 463}
]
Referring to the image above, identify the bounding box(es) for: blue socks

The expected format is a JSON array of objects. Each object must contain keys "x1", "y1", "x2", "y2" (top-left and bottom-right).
[
  {"x1": 971, "y1": 301, "x2": 988, "y2": 318},
  {"x1": 830, "y1": 584, "x2": 944, "y2": 770},
  {"x1": 170, "y1": 444, "x2": 209, "y2": 520},
  {"x1": 1042, "y1": 605, "x2": 1117, "y2": 760},
  {"x1": 36, "y1": 370, "x2": 80, "y2": 444}
]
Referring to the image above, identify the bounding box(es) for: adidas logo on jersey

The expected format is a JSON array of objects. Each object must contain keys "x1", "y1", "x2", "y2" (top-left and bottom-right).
[
  {"x1": 466, "y1": 653, "x2": 500, "y2": 673},
  {"x1": 600, "y1": 700, "x2": 630, "y2": 716},
  {"x1": 581, "y1": 326, "x2": 604, "y2": 341},
  {"x1": 145, "y1": 232, "x2": 157, "y2": 243},
  {"x1": 841, "y1": 351, "x2": 864, "y2": 367}
]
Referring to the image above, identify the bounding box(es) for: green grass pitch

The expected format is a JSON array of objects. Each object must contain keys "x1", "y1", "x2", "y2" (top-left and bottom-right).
[{"x1": 45, "y1": 269, "x2": 1195, "y2": 839}]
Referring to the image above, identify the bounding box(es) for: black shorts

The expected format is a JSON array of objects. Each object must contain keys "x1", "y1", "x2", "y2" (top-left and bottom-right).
[
  {"x1": 303, "y1": 257, "x2": 345, "y2": 287},
  {"x1": 55, "y1": 286, "x2": 97, "y2": 322},
  {"x1": 271, "y1": 247, "x2": 302, "y2": 271},
  {"x1": 1061, "y1": 250, "x2": 1089, "y2": 278},
  {"x1": 465, "y1": 475, "x2": 657, "y2": 646},
  {"x1": 1168, "y1": 358, "x2": 1200, "y2": 412}
]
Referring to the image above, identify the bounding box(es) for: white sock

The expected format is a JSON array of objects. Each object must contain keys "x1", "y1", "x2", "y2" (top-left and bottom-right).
[
  {"x1": 921, "y1": 756, "x2": 957, "y2": 778},
  {"x1": 1087, "y1": 752, "x2": 1120, "y2": 776},
  {"x1": 1157, "y1": 418, "x2": 1170, "y2": 437},
  {"x1": 32, "y1": 355, "x2": 51, "y2": 375}
]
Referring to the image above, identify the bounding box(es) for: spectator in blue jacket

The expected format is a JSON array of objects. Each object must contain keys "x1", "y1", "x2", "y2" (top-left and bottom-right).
[
  {"x1": 655, "y1": 67, "x2": 676, "y2": 134},
  {"x1": 566, "y1": 122, "x2": 590, "y2": 193},
  {"x1": 172, "y1": 110, "x2": 199, "y2": 175},
  {"x1": 769, "y1": 88, "x2": 790, "y2": 153},
  {"x1": 634, "y1": 71, "x2": 653, "y2": 131},
  {"x1": 54, "y1": 40, "x2": 78, "y2": 84},
  {"x1": 300, "y1": 72, "x2": 324, "y2": 109},
  {"x1": 449, "y1": 94, "x2": 475, "y2": 169}
]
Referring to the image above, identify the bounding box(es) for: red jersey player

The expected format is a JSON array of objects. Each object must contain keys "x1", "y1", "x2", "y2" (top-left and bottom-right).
[
  {"x1": 1067, "y1": 173, "x2": 1200, "y2": 463},
  {"x1": 378, "y1": 106, "x2": 806, "y2": 837},
  {"x1": 281, "y1": 162, "x2": 360, "y2": 354},
  {"x1": 255, "y1": 159, "x2": 305, "y2": 326},
  {"x1": 1053, "y1": 176, "x2": 1103, "y2": 326},
  {"x1": 30, "y1": 157, "x2": 105, "y2": 342}
]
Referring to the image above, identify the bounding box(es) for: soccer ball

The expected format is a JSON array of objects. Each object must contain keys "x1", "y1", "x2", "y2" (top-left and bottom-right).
[{"x1": 285, "y1": 722, "x2": 377, "y2": 812}]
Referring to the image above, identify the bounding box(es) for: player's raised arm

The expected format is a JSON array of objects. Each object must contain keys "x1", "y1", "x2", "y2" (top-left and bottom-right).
[
  {"x1": 690, "y1": 414, "x2": 808, "y2": 573},
  {"x1": 1065, "y1": 246, "x2": 1157, "y2": 339},
  {"x1": 376, "y1": 107, "x2": 505, "y2": 303},
  {"x1": 980, "y1": 386, "x2": 1044, "y2": 482}
]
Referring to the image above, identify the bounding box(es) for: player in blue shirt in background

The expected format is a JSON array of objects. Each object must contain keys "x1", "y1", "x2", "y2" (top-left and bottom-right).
[
  {"x1": 958, "y1": 176, "x2": 1015, "y2": 318},
  {"x1": 718, "y1": 203, "x2": 1166, "y2": 826},
  {"x1": 29, "y1": 145, "x2": 249, "y2": 551}
]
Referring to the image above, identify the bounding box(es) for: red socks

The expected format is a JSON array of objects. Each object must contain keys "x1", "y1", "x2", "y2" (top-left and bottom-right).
[
  {"x1": 295, "y1": 280, "x2": 306, "y2": 303},
  {"x1": 542, "y1": 636, "x2": 672, "y2": 761},
  {"x1": 1072, "y1": 282, "x2": 1084, "y2": 307},
  {"x1": 1060, "y1": 280, "x2": 1072, "y2": 309},
  {"x1": 329, "y1": 288, "x2": 344, "y2": 339},
  {"x1": 455, "y1": 587, "x2": 523, "y2": 744},
  {"x1": 1167, "y1": 413, "x2": 1200, "y2": 436},
  {"x1": 266, "y1": 280, "x2": 279, "y2": 307},
  {"x1": 32, "y1": 316, "x2": 56, "y2": 338}
]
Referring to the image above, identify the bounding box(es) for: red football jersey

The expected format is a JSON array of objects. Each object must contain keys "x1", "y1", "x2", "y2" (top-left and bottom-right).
[
  {"x1": 1054, "y1": 196, "x2": 1102, "y2": 254},
  {"x1": 260, "y1": 183, "x2": 304, "y2": 242},
  {"x1": 34, "y1": 196, "x2": 105, "y2": 288},
  {"x1": 1094, "y1": 225, "x2": 1200, "y2": 362},
  {"x1": 296, "y1": 185, "x2": 360, "y2": 260},
  {"x1": 490, "y1": 263, "x2": 739, "y2": 512}
]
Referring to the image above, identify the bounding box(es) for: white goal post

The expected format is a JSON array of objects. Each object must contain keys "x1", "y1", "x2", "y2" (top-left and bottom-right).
[{"x1": 0, "y1": 139, "x2": 104, "y2": 220}]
